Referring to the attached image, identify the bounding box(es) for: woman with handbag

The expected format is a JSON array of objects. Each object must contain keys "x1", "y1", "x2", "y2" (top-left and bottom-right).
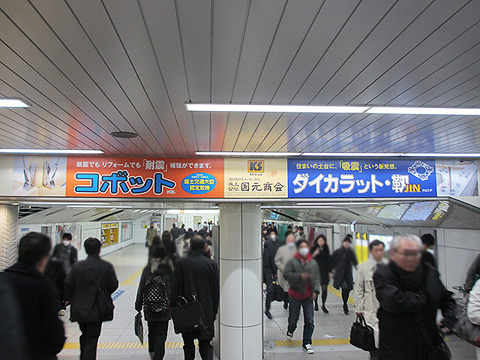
[{"x1": 136, "y1": 245, "x2": 174, "y2": 360}]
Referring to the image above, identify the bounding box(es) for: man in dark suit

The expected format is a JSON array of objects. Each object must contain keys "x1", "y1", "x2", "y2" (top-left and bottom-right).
[
  {"x1": 65, "y1": 238, "x2": 118, "y2": 360},
  {"x1": 3, "y1": 232, "x2": 66, "y2": 360},
  {"x1": 170, "y1": 235, "x2": 220, "y2": 360}
]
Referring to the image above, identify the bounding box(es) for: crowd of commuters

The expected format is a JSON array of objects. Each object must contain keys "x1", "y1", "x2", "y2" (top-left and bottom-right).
[{"x1": 6, "y1": 221, "x2": 480, "y2": 360}]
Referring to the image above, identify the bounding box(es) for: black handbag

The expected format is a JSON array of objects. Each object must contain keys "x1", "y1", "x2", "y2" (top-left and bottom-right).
[
  {"x1": 134, "y1": 312, "x2": 144, "y2": 344},
  {"x1": 170, "y1": 269, "x2": 207, "y2": 334},
  {"x1": 415, "y1": 316, "x2": 452, "y2": 360},
  {"x1": 350, "y1": 313, "x2": 376, "y2": 351},
  {"x1": 273, "y1": 281, "x2": 285, "y2": 302}
]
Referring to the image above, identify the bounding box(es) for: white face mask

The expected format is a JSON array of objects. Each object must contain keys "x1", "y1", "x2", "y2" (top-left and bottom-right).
[
  {"x1": 287, "y1": 242, "x2": 295, "y2": 248},
  {"x1": 270, "y1": 234, "x2": 277, "y2": 241},
  {"x1": 299, "y1": 248, "x2": 309, "y2": 258},
  {"x1": 63, "y1": 240, "x2": 71, "y2": 246}
]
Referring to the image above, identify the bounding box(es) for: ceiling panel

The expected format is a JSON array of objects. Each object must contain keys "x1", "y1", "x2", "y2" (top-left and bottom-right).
[{"x1": 1, "y1": 0, "x2": 480, "y2": 155}]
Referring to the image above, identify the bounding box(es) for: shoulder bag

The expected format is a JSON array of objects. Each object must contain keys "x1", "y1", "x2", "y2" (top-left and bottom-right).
[
  {"x1": 170, "y1": 268, "x2": 207, "y2": 334},
  {"x1": 90, "y1": 265, "x2": 115, "y2": 321},
  {"x1": 454, "y1": 298, "x2": 480, "y2": 347}
]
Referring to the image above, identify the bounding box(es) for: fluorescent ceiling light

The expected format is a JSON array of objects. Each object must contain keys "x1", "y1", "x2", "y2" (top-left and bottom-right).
[
  {"x1": 166, "y1": 209, "x2": 219, "y2": 214},
  {"x1": 0, "y1": 149, "x2": 104, "y2": 154},
  {"x1": 367, "y1": 107, "x2": 480, "y2": 116},
  {"x1": 23, "y1": 202, "x2": 111, "y2": 206},
  {"x1": 68, "y1": 205, "x2": 132, "y2": 209},
  {"x1": 0, "y1": 99, "x2": 29, "y2": 107},
  {"x1": 196, "y1": 151, "x2": 301, "y2": 156},
  {"x1": 186, "y1": 103, "x2": 368, "y2": 113},
  {"x1": 187, "y1": 103, "x2": 480, "y2": 116}
]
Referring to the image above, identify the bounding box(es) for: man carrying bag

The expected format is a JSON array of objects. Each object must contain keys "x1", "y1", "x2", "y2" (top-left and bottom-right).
[{"x1": 170, "y1": 236, "x2": 219, "y2": 360}]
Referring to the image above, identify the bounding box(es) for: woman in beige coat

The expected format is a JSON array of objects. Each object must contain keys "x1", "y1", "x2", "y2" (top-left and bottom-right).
[{"x1": 275, "y1": 233, "x2": 297, "y2": 309}]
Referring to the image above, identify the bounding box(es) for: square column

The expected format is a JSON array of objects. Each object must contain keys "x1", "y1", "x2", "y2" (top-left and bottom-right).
[
  {"x1": 0, "y1": 205, "x2": 19, "y2": 271},
  {"x1": 218, "y1": 203, "x2": 263, "y2": 360}
]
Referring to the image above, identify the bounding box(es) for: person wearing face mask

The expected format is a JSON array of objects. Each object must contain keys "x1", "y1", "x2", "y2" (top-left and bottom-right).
[
  {"x1": 275, "y1": 232, "x2": 297, "y2": 310},
  {"x1": 263, "y1": 229, "x2": 280, "y2": 319},
  {"x1": 283, "y1": 239, "x2": 320, "y2": 355}
]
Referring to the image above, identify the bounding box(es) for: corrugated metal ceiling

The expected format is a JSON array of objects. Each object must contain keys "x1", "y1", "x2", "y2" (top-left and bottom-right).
[{"x1": 1, "y1": 1, "x2": 480, "y2": 156}]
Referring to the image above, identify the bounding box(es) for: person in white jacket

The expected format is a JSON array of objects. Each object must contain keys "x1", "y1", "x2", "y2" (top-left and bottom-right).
[
  {"x1": 275, "y1": 233, "x2": 297, "y2": 309},
  {"x1": 354, "y1": 240, "x2": 387, "y2": 360},
  {"x1": 468, "y1": 280, "x2": 480, "y2": 359}
]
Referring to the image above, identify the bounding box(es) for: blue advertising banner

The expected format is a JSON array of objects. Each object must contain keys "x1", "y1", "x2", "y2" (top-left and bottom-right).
[{"x1": 288, "y1": 159, "x2": 438, "y2": 198}]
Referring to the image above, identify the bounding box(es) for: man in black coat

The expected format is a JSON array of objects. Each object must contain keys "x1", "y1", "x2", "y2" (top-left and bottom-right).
[
  {"x1": 170, "y1": 235, "x2": 220, "y2": 360},
  {"x1": 64, "y1": 238, "x2": 118, "y2": 360},
  {"x1": 374, "y1": 234, "x2": 457, "y2": 360},
  {"x1": 263, "y1": 229, "x2": 280, "y2": 319},
  {"x1": 3, "y1": 232, "x2": 66, "y2": 360}
]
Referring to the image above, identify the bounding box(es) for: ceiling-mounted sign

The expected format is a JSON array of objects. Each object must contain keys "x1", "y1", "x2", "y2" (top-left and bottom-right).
[
  {"x1": 65, "y1": 157, "x2": 224, "y2": 198},
  {"x1": 287, "y1": 159, "x2": 441, "y2": 198},
  {"x1": 224, "y1": 158, "x2": 288, "y2": 198}
]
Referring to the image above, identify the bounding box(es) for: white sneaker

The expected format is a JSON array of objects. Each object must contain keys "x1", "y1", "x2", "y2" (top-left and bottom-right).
[
  {"x1": 303, "y1": 344, "x2": 314, "y2": 354},
  {"x1": 59, "y1": 309, "x2": 66, "y2": 317},
  {"x1": 286, "y1": 331, "x2": 293, "y2": 340}
]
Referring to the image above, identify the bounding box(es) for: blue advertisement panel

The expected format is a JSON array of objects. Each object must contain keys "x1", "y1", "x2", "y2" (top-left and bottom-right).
[{"x1": 288, "y1": 159, "x2": 438, "y2": 198}]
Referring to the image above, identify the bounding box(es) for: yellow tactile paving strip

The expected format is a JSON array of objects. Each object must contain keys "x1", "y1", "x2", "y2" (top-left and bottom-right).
[
  {"x1": 327, "y1": 285, "x2": 355, "y2": 305},
  {"x1": 120, "y1": 267, "x2": 143, "y2": 286}
]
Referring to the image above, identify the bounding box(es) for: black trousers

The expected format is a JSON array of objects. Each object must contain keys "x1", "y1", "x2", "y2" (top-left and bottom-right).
[
  {"x1": 182, "y1": 332, "x2": 213, "y2": 360},
  {"x1": 265, "y1": 280, "x2": 274, "y2": 311},
  {"x1": 79, "y1": 322, "x2": 102, "y2": 360},
  {"x1": 148, "y1": 321, "x2": 169, "y2": 360}
]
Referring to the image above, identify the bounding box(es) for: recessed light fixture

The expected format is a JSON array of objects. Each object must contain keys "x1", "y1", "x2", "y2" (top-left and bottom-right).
[
  {"x1": 111, "y1": 131, "x2": 139, "y2": 139},
  {"x1": 68, "y1": 205, "x2": 132, "y2": 209},
  {"x1": 186, "y1": 103, "x2": 480, "y2": 116},
  {"x1": 0, "y1": 149, "x2": 104, "y2": 154},
  {"x1": 196, "y1": 151, "x2": 301, "y2": 156},
  {"x1": 0, "y1": 99, "x2": 29, "y2": 107},
  {"x1": 186, "y1": 103, "x2": 368, "y2": 113}
]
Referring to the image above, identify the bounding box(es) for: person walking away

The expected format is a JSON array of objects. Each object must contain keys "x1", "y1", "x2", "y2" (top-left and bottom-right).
[
  {"x1": 283, "y1": 239, "x2": 320, "y2": 355},
  {"x1": 420, "y1": 233, "x2": 436, "y2": 268},
  {"x1": 170, "y1": 236, "x2": 220, "y2": 360},
  {"x1": 64, "y1": 237, "x2": 119, "y2": 360},
  {"x1": 275, "y1": 233, "x2": 297, "y2": 309},
  {"x1": 465, "y1": 253, "x2": 480, "y2": 293},
  {"x1": 468, "y1": 280, "x2": 480, "y2": 359},
  {"x1": 171, "y1": 224, "x2": 180, "y2": 241},
  {"x1": 296, "y1": 226, "x2": 307, "y2": 241},
  {"x1": 3, "y1": 232, "x2": 66, "y2": 360},
  {"x1": 136, "y1": 246, "x2": 174, "y2": 360},
  {"x1": 45, "y1": 246, "x2": 68, "y2": 314},
  {"x1": 332, "y1": 234, "x2": 358, "y2": 314},
  {"x1": 354, "y1": 240, "x2": 387, "y2": 360},
  {"x1": 179, "y1": 224, "x2": 187, "y2": 235},
  {"x1": 162, "y1": 230, "x2": 178, "y2": 263},
  {"x1": 263, "y1": 229, "x2": 279, "y2": 319},
  {"x1": 374, "y1": 234, "x2": 456, "y2": 360},
  {"x1": 146, "y1": 223, "x2": 158, "y2": 248},
  {"x1": 310, "y1": 234, "x2": 333, "y2": 313}
]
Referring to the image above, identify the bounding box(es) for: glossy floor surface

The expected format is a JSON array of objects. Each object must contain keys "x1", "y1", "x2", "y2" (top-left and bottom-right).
[{"x1": 57, "y1": 244, "x2": 476, "y2": 359}]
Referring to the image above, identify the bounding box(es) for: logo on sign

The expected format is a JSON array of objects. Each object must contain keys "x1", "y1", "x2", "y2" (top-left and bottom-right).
[{"x1": 248, "y1": 160, "x2": 264, "y2": 173}]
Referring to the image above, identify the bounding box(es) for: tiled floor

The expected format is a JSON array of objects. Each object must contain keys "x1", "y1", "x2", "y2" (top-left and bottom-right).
[{"x1": 58, "y1": 244, "x2": 477, "y2": 360}]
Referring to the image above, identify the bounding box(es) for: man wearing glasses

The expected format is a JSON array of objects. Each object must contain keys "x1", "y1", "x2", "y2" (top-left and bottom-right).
[{"x1": 373, "y1": 234, "x2": 456, "y2": 360}]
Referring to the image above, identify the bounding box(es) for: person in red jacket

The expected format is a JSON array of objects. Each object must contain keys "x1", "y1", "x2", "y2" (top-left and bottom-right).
[{"x1": 283, "y1": 239, "x2": 321, "y2": 355}]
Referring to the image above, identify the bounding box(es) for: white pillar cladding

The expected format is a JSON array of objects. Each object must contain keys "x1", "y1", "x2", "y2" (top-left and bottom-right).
[
  {"x1": 218, "y1": 203, "x2": 263, "y2": 360},
  {"x1": 0, "y1": 204, "x2": 19, "y2": 271}
]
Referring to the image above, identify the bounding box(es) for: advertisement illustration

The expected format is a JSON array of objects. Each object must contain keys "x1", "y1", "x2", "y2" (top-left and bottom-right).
[
  {"x1": 66, "y1": 157, "x2": 224, "y2": 198},
  {"x1": 288, "y1": 159, "x2": 438, "y2": 198}
]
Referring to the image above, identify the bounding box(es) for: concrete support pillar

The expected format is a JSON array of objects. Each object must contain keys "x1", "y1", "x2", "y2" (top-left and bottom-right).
[
  {"x1": 0, "y1": 204, "x2": 19, "y2": 271},
  {"x1": 218, "y1": 203, "x2": 263, "y2": 360}
]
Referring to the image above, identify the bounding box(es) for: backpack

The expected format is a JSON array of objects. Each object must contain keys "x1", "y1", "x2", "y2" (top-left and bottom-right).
[{"x1": 143, "y1": 274, "x2": 169, "y2": 314}]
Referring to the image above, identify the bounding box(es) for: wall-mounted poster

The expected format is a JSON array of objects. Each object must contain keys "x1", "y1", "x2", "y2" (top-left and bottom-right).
[{"x1": 121, "y1": 222, "x2": 133, "y2": 242}]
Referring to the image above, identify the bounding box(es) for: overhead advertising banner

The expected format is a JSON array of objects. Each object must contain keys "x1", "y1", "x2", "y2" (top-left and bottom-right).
[
  {"x1": 224, "y1": 158, "x2": 288, "y2": 198},
  {"x1": 288, "y1": 159, "x2": 440, "y2": 198},
  {"x1": 65, "y1": 157, "x2": 224, "y2": 198}
]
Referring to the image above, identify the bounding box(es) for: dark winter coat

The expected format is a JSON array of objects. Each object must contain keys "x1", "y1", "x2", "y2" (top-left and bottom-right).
[
  {"x1": 64, "y1": 255, "x2": 119, "y2": 323},
  {"x1": 3, "y1": 262, "x2": 66, "y2": 360},
  {"x1": 135, "y1": 258, "x2": 174, "y2": 322},
  {"x1": 52, "y1": 243, "x2": 78, "y2": 273},
  {"x1": 44, "y1": 257, "x2": 67, "y2": 307},
  {"x1": 170, "y1": 250, "x2": 220, "y2": 340},
  {"x1": 171, "y1": 227, "x2": 180, "y2": 240},
  {"x1": 163, "y1": 239, "x2": 178, "y2": 262},
  {"x1": 263, "y1": 238, "x2": 279, "y2": 284},
  {"x1": 374, "y1": 261, "x2": 457, "y2": 360},
  {"x1": 310, "y1": 244, "x2": 333, "y2": 285},
  {"x1": 331, "y1": 246, "x2": 358, "y2": 290},
  {"x1": 283, "y1": 253, "x2": 321, "y2": 296}
]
